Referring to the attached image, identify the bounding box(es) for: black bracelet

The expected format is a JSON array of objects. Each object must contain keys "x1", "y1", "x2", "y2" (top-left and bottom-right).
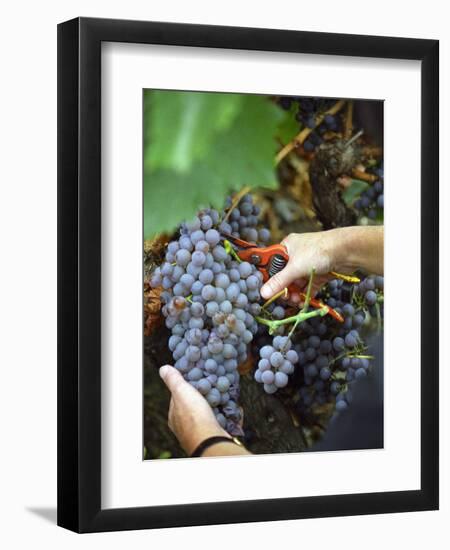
[{"x1": 191, "y1": 436, "x2": 239, "y2": 457}]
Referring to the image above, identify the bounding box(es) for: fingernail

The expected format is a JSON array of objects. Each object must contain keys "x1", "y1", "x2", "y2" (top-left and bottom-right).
[
  {"x1": 260, "y1": 285, "x2": 269, "y2": 299},
  {"x1": 159, "y1": 365, "x2": 170, "y2": 379}
]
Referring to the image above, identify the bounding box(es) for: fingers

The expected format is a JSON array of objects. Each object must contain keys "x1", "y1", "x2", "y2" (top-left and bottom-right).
[
  {"x1": 159, "y1": 364, "x2": 206, "y2": 405},
  {"x1": 260, "y1": 262, "x2": 296, "y2": 299},
  {"x1": 159, "y1": 365, "x2": 188, "y2": 397}
]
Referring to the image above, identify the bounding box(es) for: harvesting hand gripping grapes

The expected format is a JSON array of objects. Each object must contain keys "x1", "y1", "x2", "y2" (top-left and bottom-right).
[{"x1": 151, "y1": 194, "x2": 384, "y2": 457}]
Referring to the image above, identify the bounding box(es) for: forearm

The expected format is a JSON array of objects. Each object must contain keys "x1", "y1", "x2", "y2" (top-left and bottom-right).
[
  {"x1": 202, "y1": 441, "x2": 252, "y2": 457},
  {"x1": 333, "y1": 226, "x2": 384, "y2": 275}
]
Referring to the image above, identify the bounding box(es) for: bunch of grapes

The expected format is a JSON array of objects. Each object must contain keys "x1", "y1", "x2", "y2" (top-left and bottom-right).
[
  {"x1": 277, "y1": 96, "x2": 342, "y2": 152},
  {"x1": 150, "y1": 195, "x2": 269, "y2": 436},
  {"x1": 354, "y1": 166, "x2": 384, "y2": 220},
  {"x1": 218, "y1": 196, "x2": 270, "y2": 244},
  {"x1": 254, "y1": 336, "x2": 299, "y2": 394},
  {"x1": 354, "y1": 275, "x2": 384, "y2": 318},
  {"x1": 293, "y1": 275, "x2": 383, "y2": 419}
]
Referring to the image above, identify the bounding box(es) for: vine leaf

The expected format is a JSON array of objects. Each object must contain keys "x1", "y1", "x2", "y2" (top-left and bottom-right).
[
  {"x1": 145, "y1": 91, "x2": 243, "y2": 173},
  {"x1": 144, "y1": 93, "x2": 283, "y2": 238}
]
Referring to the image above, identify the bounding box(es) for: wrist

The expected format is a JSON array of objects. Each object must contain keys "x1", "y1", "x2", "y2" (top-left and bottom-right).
[
  {"x1": 329, "y1": 227, "x2": 360, "y2": 273},
  {"x1": 201, "y1": 438, "x2": 250, "y2": 457},
  {"x1": 183, "y1": 424, "x2": 229, "y2": 456}
]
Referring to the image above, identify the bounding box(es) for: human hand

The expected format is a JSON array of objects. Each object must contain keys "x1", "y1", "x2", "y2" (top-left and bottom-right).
[
  {"x1": 259, "y1": 226, "x2": 384, "y2": 301},
  {"x1": 260, "y1": 230, "x2": 341, "y2": 301},
  {"x1": 159, "y1": 365, "x2": 228, "y2": 455}
]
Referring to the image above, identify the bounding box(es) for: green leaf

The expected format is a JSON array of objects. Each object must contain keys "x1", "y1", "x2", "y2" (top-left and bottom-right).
[
  {"x1": 144, "y1": 90, "x2": 242, "y2": 173},
  {"x1": 342, "y1": 179, "x2": 370, "y2": 206},
  {"x1": 275, "y1": 103, "x2": 300, "y2": 144},
  {"x1": 144, "y1": 95, "x2": 283, "y2": 238}
]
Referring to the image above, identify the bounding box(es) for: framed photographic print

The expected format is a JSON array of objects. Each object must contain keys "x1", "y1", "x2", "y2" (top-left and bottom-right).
[{"x1": 57, "y1": 17, "x2": 439, "y2": 532}]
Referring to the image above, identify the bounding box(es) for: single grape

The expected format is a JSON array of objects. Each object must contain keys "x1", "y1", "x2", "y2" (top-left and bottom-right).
[
  {"x1": 270, "y1": 351, "x2": 284, "y2": 368},
  {"x1": 215, "y1": 273, "x2": 230, "y2": 289},
  {"x1": 345, "y1": 333, "x2": 358, "y2": 348},
  {"x1": 274, "y1": 371, "x2": 288, "y2": 388},
  {"x1": 306, "y1": 364, "x2": 318, "y2": 377},
  {"x1": 355, "y1": 367, "x2": 367, "y2": 379},
  {"x1": 333, "y1": 337, "x2": 345, "y2": 351},
  {"x1": 201, "y1": 285, "x2": 217, "y2": 301},
  {"x1": 226, "y1": 283, "x2": 240, "y2": 302},
  {"x1": 216, "y1": 376, "x2": 231, "y2": 393},
  {"x1": 320, "y1": 366, "x2": 332, "y2": 380},
  {"x1": 261, "y1": 370, "x2": 275, "y2": 384},
  {"x1": 238, "y1": 262, "x2": 252, "y2": 279},
  {"x1": 179, "y1": 236, "x2": 193, "y2": 251},
  {"x1": 176, "y1": 249, "x2": 191, "y2": 266},
  {"x1": 206, "y1": 388, "x2": 221, "y2": 407},
  {"x1": 205, "y1": 228, "x2": 220, "y2": 246},
  {"x1": 365, "y1": 290, "x2": 377, "y2": 305},
  {"x1": 335, "y1": 400, "x2": 348, "y2": 412},
  {"x1": 203, "y1": 301, "x2": 218, "y2": 317}
]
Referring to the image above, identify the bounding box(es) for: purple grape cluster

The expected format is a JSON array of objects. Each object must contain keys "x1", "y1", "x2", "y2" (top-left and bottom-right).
[
  {"x1": 254, "y1": 336, "x2": 299, "y2": 394},
  {"x1": 354, "y1": 166, "x2": 384, "y2": 220},
  {"x1": 218, "y1": 195, "x2": 270, "y2": 244},
  {"x1": 354, "y1": 275, "x2": 384, "y2": 318},
  {"x1": 294, "y1": 275, "x2": 383, "y2": 419},
  {"x1": 277, "y1": 96, "x2": 342, "y2": 152},
  {"x1": 150, "y1": 196, "x2": 269, "y2": 436}
]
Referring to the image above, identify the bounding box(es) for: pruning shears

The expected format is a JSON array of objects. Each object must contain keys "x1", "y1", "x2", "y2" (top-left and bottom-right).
[{"x1": 221, "y1": 233, "x2": 359, "y2": 323}]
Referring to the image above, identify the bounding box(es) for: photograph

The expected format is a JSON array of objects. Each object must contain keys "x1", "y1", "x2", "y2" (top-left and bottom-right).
[{"x1": 143, "y1": 90, "x2": 385, "y2": 459}]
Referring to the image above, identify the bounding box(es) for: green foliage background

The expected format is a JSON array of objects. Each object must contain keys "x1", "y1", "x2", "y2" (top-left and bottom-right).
[{"x1": 143, "y1": 90, "x2": 293, "y2": 238}]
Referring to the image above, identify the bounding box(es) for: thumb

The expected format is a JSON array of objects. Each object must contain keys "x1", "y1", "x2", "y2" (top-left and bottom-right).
[
  {"x1": 260, "y1": 263, "x2": 297, "y2": 299},
  {"x1": 159, "y1": 365, "x2": 188, "y2": 396}
]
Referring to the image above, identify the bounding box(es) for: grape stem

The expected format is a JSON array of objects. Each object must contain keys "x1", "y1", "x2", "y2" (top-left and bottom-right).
[
  {"x1": 275, "y1": 99, "x2": 346, "y2": 165},
  {"x1": 223, "y1": 239, "x2": 242, "y2": 263},
  {"x1": 301, "y1": 267, "x2": 315, "y2": 313},
  {"x1": 256, "y1": 268, "x2": 328, "y2": 336},
  {"x1": 256, "y1": 308, "x2": 328, "y2": 336},
  {"x1": 221, "y1": 186, "x2": 251, "y2": 224},
  {"x1": 329, "y1": 346, "x2": 371, "y2": 366}
]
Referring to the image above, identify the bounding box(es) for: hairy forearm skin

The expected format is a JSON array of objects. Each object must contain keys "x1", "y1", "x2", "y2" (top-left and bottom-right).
[{"x1": 332, "y1": 226, "x2": 384, "y2": 276}]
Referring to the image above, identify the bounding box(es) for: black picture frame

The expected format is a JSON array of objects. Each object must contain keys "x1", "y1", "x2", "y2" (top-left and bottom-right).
[{"x1": 57, "y1": 17, "x2": 439, "y2": 533}]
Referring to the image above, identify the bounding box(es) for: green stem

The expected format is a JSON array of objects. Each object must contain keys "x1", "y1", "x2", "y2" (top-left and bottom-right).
[
  {"x1": 255, "y1": 268, "x2": 325, "y2": 336},
  {"x1": 301, "y1": 267, "x2": 316, "y2": 313},
  {"x1": 223, "y1": 239, "x2": 242, "y2": 263},
  {"x1": 256, "y1": 307, "x2": 328, "y2": 335}
]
